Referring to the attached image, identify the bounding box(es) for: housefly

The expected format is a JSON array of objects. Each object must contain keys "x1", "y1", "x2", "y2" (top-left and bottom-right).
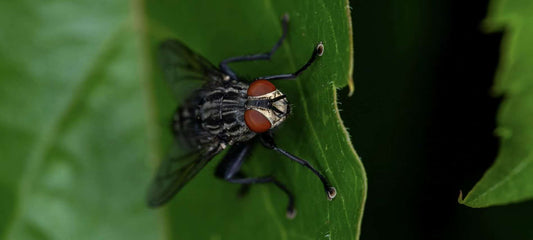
[{"x1": 146, "y1": 14, "x2": 336, "y2": 218}]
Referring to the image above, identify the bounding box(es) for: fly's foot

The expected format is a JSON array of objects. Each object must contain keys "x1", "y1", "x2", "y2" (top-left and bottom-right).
[
  {"x1": 282, "y1": 13, "x2": 290, "y2": 23},
  {"x1": 286, "y1": 207, "x2": 297, "y2": 219},
  {"x1": 327, "y1": 187, "x2": 337, "y2": 201},
  {"x1": 317, "y1": 42, "x2": 325, "y2": 56}
]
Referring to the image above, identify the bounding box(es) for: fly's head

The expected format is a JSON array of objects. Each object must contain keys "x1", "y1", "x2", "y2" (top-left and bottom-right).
[{"x1": 244, "y1": 79, "x2": 290, "y2": 133}]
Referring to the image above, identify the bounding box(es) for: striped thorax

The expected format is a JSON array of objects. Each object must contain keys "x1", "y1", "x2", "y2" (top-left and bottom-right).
[{"x1": 174, "y1": 78, "x2": 290, "y2": 151}]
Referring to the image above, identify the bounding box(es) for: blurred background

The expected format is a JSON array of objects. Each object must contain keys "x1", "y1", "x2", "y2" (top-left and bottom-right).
[{"x1": 345, "y1": 0, "x2": 533, "y2": 239}]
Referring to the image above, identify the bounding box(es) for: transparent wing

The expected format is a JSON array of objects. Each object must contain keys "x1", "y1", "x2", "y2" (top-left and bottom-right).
[
  {"x1": 159, "y1": 39, "x2": 226, "y2": 98},
  {"x1": 146, "y1": 145, "x2": 221, "y2": 207},
  {"x1": 148, "y1": 40, "x2": 225, "y2": 207}
]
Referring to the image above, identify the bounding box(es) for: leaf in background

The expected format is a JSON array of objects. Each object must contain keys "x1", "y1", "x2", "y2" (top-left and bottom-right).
[
  {"x1": 0, "y1": 0, "x2": 161, "y2": 240},
  {"x1": 0, "y1": 0, "x2": 365, "y2": 240},
  {"x1": 460, "y1": 0, "x2": 533, "y2": 207}
]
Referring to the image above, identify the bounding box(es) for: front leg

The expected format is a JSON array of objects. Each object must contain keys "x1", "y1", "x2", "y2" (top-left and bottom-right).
[
  {"x1": 219, "y1": 13, "x2": 289, "y2": 80},
  {"x1": 260, "y1": 132, "x2": 337, "y2": 200},
  {"x1": 214, "y1": 142, "x2": 253, "y2": 180},
  {"x1": 258, "y1": 42, "x2": 324, "y2": 81}
]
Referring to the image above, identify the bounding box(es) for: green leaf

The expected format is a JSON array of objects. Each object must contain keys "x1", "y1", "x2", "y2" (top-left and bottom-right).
[
  {"x1": 0, "y1": 0, "x2": 366, "y2": 239},
  {"x1": 0, "y1": 1, "x2": 161, "y2": 239},
  {"x1": 459, "y1": 0, "x2": 533, "y2": 207}
]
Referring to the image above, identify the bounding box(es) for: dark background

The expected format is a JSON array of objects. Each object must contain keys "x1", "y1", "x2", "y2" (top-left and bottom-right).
[{"x1": 341, "y1": 0, "x2": 533, "y2": 239}]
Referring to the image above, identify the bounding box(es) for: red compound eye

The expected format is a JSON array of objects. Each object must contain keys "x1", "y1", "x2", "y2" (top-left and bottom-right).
[
  {"x1": 244, "y1": 109, "x2": 271, "y2": 133},
  {"x1": 247, "y1": 79, "x2": 276, "y2": 96}
]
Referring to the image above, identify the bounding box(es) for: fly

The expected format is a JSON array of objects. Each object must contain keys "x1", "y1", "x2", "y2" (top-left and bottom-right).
[{"x1": 146, "y1": 13, "x2": 336, "y2": 219}]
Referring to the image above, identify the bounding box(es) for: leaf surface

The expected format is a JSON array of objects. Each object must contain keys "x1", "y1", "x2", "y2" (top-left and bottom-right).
[{"x1": 0, "y1": 0, "x2": 366, "y2": 239}]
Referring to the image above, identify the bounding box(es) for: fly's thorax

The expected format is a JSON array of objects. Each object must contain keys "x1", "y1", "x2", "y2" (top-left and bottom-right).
[
  {"x1": 244, "y1": 80, "x2": 290, "y2": 133},
  {"x1": 192, "y1": 82, "x2": 255, "y2": 146}
]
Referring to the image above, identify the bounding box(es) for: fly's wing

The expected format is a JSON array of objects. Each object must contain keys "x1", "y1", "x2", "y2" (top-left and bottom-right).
[
  {"x1": 148, "y1": 39, "x2": 225, "y2": 207},
  {"x1": 159, "y1": 39, "x2": 226, "y2": 98},
  {"x1": 146, "y1": 145, "x2": 221, "y2": 208}
]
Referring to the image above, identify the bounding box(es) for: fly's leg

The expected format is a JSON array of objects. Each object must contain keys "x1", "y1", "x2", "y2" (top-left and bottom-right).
[
  {"x1": 259, "y1": 132, "x2": 337, "y2": 200},
  {"x1": 214, "y1": 141, "x2": 296, "y2": 218},
  {"x1": 219, "y1": 13, "x2": 289, "y2": 80},
  {"x1": 214, "y1": 142, "x2": 252, "y2": 180},
  {"x1": 225, "y1": 175, "x2": 296, "y2": 219},
  {"x1": 259, "y1": 42, "x2": 324, "y2": 81}
]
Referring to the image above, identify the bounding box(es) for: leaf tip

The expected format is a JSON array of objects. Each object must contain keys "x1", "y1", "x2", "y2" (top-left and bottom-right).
[{"x1": 458, "y1": 190, "x2": 465, "y2": 204}]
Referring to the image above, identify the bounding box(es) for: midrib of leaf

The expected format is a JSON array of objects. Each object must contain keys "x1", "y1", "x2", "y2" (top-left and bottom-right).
[
  {"x1": 131, "y1": 0, "x2": 169, "y2": 240},
  {"x1": 4, "y1": 22, "x2": 130, "y2": 239}
]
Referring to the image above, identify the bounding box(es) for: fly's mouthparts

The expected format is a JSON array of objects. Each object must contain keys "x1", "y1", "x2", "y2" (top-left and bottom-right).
[{"x1": 269, "y1": 94, "x2": 287, "y2": 102}]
